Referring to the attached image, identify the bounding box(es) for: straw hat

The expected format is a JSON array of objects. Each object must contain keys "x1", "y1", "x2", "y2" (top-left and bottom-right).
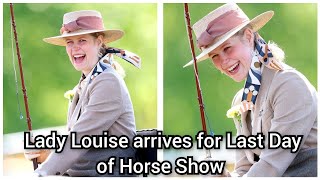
[
  {"x1": 43, "y1": 10, "x2": 124, "y2": 46},
  {"x1": 183, "y1": 3, "x2": 274, "y2": 68}
]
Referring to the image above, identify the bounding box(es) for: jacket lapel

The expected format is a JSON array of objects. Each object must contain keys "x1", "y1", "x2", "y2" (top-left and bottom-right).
[
  {"x1": 66, "y1": 60, "x2": 110, "y2": 130},
  {"x1": 240, "y1": 110, "x2": 255, "y2": 163},
  {"x1": 67, "y1": 90, "x2": 79, "y2": 130},
  {"x1": 252, "y1": 67, "x2": 276, "y2": 135},
  {"x1": 68, "y1": 70, "x2": 94, "y2": 129},
  {"x1": 68, "y1": 90, "x2": 79, "y2": 118},
  {"x1": 240, "y1": 67, "x2": 272, "y2": 163},
  {"x1": 69, "y1": 79, "x2": 91, "y2": 129},
  {"x1": 240, "y1": 110, "x2": 251, "y2": 136}
]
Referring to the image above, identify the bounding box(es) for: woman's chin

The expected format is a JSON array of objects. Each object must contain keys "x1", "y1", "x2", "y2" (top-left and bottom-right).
[
  {"x1": 72, "y1": 65, "x2": 83, "y2": 72},
  {"x1": 230, "y1": 74, "x2": 246, "y2": 82},
  {"x1": 232, "y1": 78, "x2": 243, "y2": 82}
]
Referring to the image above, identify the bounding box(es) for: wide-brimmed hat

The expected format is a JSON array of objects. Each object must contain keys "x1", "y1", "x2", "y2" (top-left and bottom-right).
[
  {"x1": 183, "y1": 3, "x2": 274, "y2": 68},
  {"x1": 43, "y1": 10, "x2": 124, "y2": 46}
]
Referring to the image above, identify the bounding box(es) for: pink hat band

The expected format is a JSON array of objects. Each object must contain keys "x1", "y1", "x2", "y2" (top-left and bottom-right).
[
  {"x1": 60, "y1": 16, "x2": 104, "y2": 34},
  {"x1": 197, "y1": 9, "x2": 249, "y2": 48}
]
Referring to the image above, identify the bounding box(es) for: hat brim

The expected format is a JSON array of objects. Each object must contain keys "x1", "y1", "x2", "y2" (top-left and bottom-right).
[
  {"x1": 43, "y1": 29, "x2": 124, "y2": 46},
  {"x1": 183, "y1": 11, "x2": 274, "y2": 68}
]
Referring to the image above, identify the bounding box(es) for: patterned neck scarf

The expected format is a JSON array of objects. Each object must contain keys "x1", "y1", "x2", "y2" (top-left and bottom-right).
[
  {"x1": 77, "y1": 58, "x2": 108, "y2": 95},
  {"x1": 77, "y1": 48, "x2": 141, "y2": 94},
  {"x1": 240, "y1": 33, "x2": 283, "y2": 113}
]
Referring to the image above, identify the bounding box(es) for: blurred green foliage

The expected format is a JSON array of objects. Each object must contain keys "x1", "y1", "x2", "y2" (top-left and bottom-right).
[
  {"x1": 3, "y1": 3, "x2": 157, "y2": 134},
  {"x1": 164, "y1": 3, "x2": 317, "y2": 136}
]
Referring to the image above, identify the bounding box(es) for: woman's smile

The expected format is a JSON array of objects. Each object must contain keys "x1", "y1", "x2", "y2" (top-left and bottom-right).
[
  {"x1": 73, "y1": 54, "x2": 86, "y2": 65},
  {"x1": 226, "y1": 62, "x2": 240, "y2": 75}
]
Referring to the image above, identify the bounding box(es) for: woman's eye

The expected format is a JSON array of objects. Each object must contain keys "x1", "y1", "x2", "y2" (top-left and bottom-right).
[
  {"x1": 211, "y1": 54, "x2": 219, "y2": 61},
  {"x1": 224, "y1": 46, "x2": 231, "y2": 53},
  {"x1": 80, "y1": 39, "x2": 86, "y2": 42}
]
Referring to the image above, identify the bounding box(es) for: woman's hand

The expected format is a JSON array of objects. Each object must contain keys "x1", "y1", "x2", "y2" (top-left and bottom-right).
[
  {"x1": 24, "y1": 149, "x2": 51, "y2": 163},
  {"x1": 23, "y1": 135, "x2": 51, "y2": 163}
]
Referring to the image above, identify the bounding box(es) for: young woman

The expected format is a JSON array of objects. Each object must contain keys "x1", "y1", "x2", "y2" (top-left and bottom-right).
[
  {"x1": 184, "y1": 3, "x2": 317, "y2": 177},
  {"x1": 24, "y1": 10, "x2": 140, "y2": 177}
]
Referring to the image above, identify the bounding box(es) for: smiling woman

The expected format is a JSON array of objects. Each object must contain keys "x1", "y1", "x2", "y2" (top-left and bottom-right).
[
  {"x1": 3, "y1": 3, "x2": 157, "y2": 177},
  {"x1": 182, "y1": 3, "x2": 317, "y2": 177},
  {"x1": 21, "y1": 10, "x2": 141, "y2": 177}
]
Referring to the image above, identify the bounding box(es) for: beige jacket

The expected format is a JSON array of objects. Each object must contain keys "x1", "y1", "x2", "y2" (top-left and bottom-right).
[
  {"x1": 231, "y1": 64, "x2": 317, "y2": 177},
  {"x1": 35, "y1": 65, "x2": 136, "y2": 176}
]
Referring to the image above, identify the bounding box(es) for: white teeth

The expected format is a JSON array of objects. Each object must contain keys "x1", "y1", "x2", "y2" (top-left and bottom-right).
[
  {"x1": 74, "y1": 55, "x2": 84, "y2": 58},
  {"x1": 228, "y1": 63, "x2": 239, "y2": 72}
]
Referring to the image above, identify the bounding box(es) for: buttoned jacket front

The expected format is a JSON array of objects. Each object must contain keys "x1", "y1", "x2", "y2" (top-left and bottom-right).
[
  {"x1": 231, "y1": 64, "x2": 317, "y2": 177},
  {"x1": 35, "y1": 64, "x2": 137, "y2": 176}
]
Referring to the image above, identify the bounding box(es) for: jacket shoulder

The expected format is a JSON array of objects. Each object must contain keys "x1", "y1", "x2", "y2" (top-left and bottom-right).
[
  {"x1": 272, "y1": 65, "x2": 316, "y2": 93},
  {"x1": 89, "y1": 68, "x2": 124, "y2": 87}
]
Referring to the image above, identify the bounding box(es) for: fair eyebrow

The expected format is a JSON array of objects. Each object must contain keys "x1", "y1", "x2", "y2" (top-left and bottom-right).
[
  {"x1": 209, "y1": 42, "x2": 231, "y2": 57},
  {"x1": 65, "y1": 35, "x2": 88, "y2": 41}
]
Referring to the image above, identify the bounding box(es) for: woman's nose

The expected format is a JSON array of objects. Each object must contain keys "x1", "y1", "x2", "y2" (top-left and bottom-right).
[
  {"x1": 220, "y1": 53, "x2": 229, "y2": 65},
  {"x1": 72, "y1": 43, "x2": 80, "y2": 51}
]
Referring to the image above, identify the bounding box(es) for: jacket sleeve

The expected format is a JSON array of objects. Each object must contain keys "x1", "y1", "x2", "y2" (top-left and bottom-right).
[
  {"x1": 232, "y1": 148, "x2": 253, "y2": 176},
  {"x1": 35, "y1": 72, "x2": 124, "y2": 176},
  {"x1": 245, "y1": 70, "x2": 317, "y2": 176}
]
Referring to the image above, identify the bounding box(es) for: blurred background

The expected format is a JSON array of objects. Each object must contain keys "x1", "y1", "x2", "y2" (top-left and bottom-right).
[
  {"x1": 3, "y1": 3, "x2": 157, "y2": 175},
  {"x1": 163, "y1": 3, "x2": 317, "y2": 173}
]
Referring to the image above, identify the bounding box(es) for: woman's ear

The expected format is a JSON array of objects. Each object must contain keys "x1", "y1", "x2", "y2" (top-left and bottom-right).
[
  {"x1": 243, "y1": 28, "x2": 254, "y2": 47},
  {"x1": 96, "y1": 35, "x2": 104, "y2": 46}
]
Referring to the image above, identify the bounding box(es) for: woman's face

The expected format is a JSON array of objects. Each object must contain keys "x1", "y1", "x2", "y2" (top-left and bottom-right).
[
  {"x1": 209, "y1": 29, "x2": 254, "y2": 82},
  {"x1": 65, "y1": 34, "x2": 103, "y2": 76}
]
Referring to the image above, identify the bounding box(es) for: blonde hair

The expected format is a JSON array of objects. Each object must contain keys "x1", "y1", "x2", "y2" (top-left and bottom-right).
[
  {"x1": 91, "y1": 32, "x2": 126, "y2": 78},
  {"x1": 236, "y1": 25, "x2": 285, "y2": 62},
  {"x1": 267, "y1": 41, "x2": 285, "y2": 62}
]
